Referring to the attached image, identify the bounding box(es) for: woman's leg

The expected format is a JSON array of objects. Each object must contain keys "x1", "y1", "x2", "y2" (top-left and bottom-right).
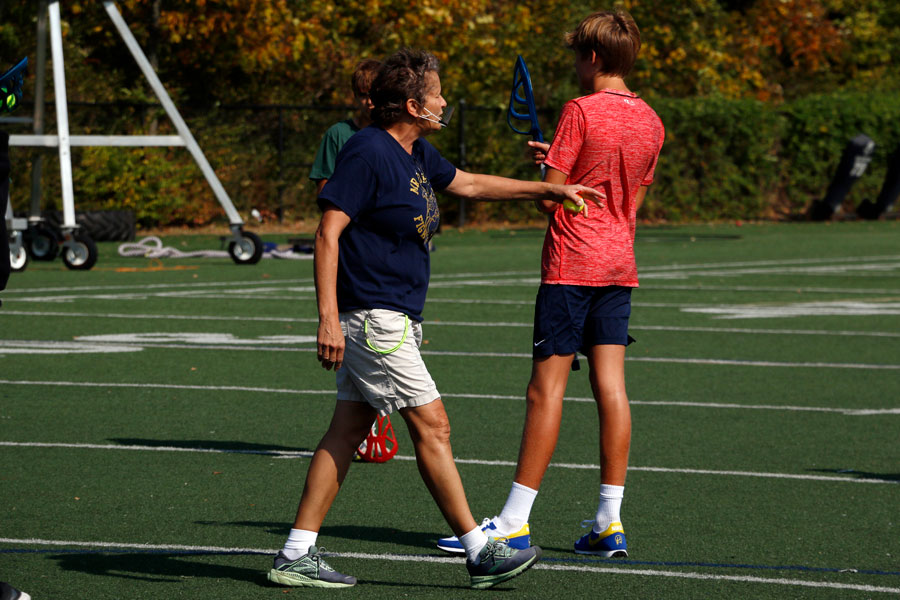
[
  {"x1": 399, "y1": 398, "x2": 478, "y2": 537},
  {"x1": 585, "y1": 344, "x2": 631, "y2": 485},
  {"x1": 292, "y1": 400, "x2": 378, "y2": 531}
]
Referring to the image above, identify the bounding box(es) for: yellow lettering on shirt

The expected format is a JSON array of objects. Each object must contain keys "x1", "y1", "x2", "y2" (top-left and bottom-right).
[{"x1": 411, "y1": 168, "x2": 439, "y2": 242}]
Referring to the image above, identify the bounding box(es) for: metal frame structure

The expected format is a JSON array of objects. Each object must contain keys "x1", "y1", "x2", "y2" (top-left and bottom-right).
[{"x1": 7, "y1": 0, "x2": 261, "y2": 269}]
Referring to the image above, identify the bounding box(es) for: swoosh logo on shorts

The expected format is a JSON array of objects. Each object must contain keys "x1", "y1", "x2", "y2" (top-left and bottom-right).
[{"x1": 534, "y1": 339, "x2": 546, "y2": 347}]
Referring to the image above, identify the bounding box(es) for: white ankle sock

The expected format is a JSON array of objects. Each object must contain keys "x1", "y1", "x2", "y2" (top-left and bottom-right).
[
  {"x1": 282, "y1": 528, "x2": 317, "y2": 560},
  {"x1": 496, "y1": 481, "x2": 538, "y2": 532},
  {"x1": 593, "y1": 484, "x2": 624, "y2": 533},
  {"x1": 460, "y1": 526, "x2": 490, "y2": 564}
]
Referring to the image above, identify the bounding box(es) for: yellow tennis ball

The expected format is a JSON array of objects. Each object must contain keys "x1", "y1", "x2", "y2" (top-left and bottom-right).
[{"x1": 563, "y1": 199, "x2": 584, "y2": 213}]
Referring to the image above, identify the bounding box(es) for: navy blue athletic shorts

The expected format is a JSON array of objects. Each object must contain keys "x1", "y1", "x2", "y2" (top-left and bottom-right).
[{"x1": 532, "y1": 284, "x2": 634, "y2": 358}]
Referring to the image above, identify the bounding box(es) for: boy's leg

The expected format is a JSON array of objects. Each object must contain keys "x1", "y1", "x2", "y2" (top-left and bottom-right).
[
  {"x1": 511, "y1": 354, "x2": 573, "y2": 489},
  {"x1": 292, "y1": 400, "x2": 378, "y2": 533},
  {"x1": 489, "y1": 354, "x2": 572, "y2": 536},
  {"x1": 573, "y1": 343, "x2": 630, "y2": 557},
  {"x1": 433, "y1": 353, "x2": 571, "y2": 557},
  {"x1": 585, "y1": 344, "x2": 631, "y2": 486}
]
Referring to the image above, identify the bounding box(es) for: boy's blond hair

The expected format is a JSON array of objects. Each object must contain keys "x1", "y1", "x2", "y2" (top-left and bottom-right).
[{"x1": 564, "y1": 11, "x2": 641, "y2": 78}]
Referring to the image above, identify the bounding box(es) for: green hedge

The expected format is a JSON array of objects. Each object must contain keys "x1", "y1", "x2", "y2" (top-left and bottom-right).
[
  {"x1": 647, "y1": 97, "x2": 782, "y2": 221},
  {"x1": 777, "y1": 92, "x2": 900, "y2": 216},
  {"x1": 639, "y1": 92, "x2": 900, "y2": 221},
  {"x1": 8, "y1": 92, "x2": 900, "y2": 227}
]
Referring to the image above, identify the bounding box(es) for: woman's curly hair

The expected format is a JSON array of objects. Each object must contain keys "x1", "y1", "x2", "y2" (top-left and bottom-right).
[{"x1": 370, "y1": 48, "x2": 440, "y2": 127}]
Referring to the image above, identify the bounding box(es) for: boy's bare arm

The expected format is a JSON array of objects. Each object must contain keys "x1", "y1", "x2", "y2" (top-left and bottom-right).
[{"x1": 635, "y1": 186, "x2": 649, "y2": 211}]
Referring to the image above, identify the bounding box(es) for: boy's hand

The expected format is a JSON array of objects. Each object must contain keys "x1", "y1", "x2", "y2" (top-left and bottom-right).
[{"x1": 527, "y1": 140, "x2": 551, "y2": 167}]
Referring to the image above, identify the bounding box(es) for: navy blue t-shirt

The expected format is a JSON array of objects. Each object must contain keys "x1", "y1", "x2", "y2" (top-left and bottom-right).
[{"x1": 318, "y1": 126, "x2": 457, "y2": 321}]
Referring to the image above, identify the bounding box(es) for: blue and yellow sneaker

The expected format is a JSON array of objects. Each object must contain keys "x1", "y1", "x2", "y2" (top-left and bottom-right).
[
  {"x1": 573, "y1": 520, "x2": 628, "y2": 557},
  {"x1": 437, "y1": 517, "x2": 531, "y2": 554}
]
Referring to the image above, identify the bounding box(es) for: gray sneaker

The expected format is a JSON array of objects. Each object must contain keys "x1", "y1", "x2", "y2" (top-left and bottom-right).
[
  {"x1": 466, "y1": 537, "x2": 542, "y2": 589},
  {"x1": 267, "y1": 547, "x2": 357, "y2": 588}
]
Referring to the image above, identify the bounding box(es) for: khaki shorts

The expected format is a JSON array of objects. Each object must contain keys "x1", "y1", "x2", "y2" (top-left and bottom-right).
[{"x1": 336, "y1": 308, "x2": 440, "y2": 416}]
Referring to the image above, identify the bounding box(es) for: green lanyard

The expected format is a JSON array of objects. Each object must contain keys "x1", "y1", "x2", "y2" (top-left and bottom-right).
[{"x1": 364, "y1": 314, "x2": 410, "y2": 355}]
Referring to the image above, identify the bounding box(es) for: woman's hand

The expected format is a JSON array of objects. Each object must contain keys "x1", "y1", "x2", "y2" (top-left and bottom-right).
[
  {"x1": 551, "y1": 184, "x2": 606, "y2": 217},
  {"x1": 314, "y1": 206, "x2": 352, "y2": 371},
  {"x1": 317, "y1": 315, "x2": 344, "y2": 371}
]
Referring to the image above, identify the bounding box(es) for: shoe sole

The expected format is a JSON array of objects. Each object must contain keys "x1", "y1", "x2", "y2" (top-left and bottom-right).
[
  {"x1": 438, "y1": 535, "x2": 531, "y2": 555},
  {"x1": 469, "y1": 546, "x2": 542, "y2": 590},
  {"x1": 436, "y1": 543, "x2": 466, "y2": 554},
  {"x1": 574, "y1": 548, "x2": 628, "y2": 558},
  {"x1": 267, "y1": 569, "x2": 356, "y2": 588}
]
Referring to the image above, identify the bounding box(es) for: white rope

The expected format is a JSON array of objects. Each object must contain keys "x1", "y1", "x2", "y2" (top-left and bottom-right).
[
  {"x1": 118, "y1": 236, "x2": 227, "y2": 258},
  {"x1": 117, "y1": 236, "x2": 311, "y2": 260}
]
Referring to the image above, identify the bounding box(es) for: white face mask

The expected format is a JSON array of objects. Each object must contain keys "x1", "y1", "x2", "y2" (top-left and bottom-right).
[{"x1": 418, "y1": 107, "x2": 447, "y2": 127}]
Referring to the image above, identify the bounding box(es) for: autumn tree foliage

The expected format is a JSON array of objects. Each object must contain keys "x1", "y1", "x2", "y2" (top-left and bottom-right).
[
  {"x1": 6, "y1": 0, "x2": 895, "y2": 107},
  {"x1": 2, "y1": 1, "x2": 898, "y2": 225}
]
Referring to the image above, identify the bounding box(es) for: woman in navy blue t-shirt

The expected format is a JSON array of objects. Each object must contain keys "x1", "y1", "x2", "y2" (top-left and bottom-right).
[{"x1": 267, "y1": 48, "x2": 601, "y2": 590}]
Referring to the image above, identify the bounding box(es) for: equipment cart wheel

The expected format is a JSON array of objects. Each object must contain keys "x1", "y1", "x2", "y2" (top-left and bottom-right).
[
  {"x1": 228, "y1": 230, "x2": 263, "y2": 265},
  {"x1": 26, "y1": 223, "x2": 61, "y2": 261},
  {"x1": 61, "y1": 233, "x2": 98, "y2": 271},
  {"x1": 10, "y1": 243, "x2": 29, "y2": 272}
]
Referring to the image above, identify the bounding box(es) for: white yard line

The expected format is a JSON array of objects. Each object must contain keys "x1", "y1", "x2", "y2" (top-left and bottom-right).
[
  {"x1": 0, "y1": 537, "x2": 896, "y2": 594},
  {"x1": 638, "y1": 254, "x2": 900, "y2": 272},
  {"x1": 0, "y1": 440, "x2": 895, "y2": 485},
  {"x1": 2, "y1": 379, "x2": 897, "y2": 415},
  {"x1": 2, "y1": 339, "x2": 898, "y2": 369},
  {"x1": 4, "y1": 310, "x2": 900, "y2": 339}
]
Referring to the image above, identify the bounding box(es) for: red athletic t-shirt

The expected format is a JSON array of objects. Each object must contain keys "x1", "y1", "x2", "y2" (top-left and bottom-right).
[{"x1": 541, "y1": 89, "x2": 664, "y2": 287}]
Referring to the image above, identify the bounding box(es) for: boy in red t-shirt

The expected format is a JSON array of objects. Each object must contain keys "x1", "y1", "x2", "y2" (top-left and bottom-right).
[{"x1": 438, "y1": 10, "x2": 664, "y2": 558}]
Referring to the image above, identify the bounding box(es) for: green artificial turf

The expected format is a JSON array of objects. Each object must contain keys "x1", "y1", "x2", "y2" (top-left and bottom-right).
[{"x1": 1, "y1": 222, "x2": 898, "y2": 599}]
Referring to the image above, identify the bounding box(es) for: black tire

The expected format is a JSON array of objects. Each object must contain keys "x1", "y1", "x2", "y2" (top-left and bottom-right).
[
  {"x1": 76, "y1": 210, "x2": 136, "y2": 241},
  {"x1": 228, "y1": 230, "x2": 263, "y2": 265},
  {"x1": 43, "y1": 210, "x2": 135, "y2": 241},
  {"x1": 61, "y1": 233, "x2": 98, "y2": 271},
  {"x1": 25, "y1": 224, "x2": 61, "y2": 261},
  {"x1": 9, "y1": 244, "x2": 29, "y2": 272}
]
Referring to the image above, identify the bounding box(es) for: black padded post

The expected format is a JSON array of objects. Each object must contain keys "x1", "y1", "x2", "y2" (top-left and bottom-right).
[
  {"x1": 857, "y1": 146, "x2": 900, "y2": 219},
  {"x1": 809, "y1": 133, "x2": 875, "y2": 220}
]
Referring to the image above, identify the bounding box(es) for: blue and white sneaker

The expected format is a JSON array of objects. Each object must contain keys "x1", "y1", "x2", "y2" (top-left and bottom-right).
[
  {"x1": 573, "y1": 520, "x2": 628, "y2": 557},
  {"x1": 437, "y1": 517, "x2": 531, "y2": 554}
]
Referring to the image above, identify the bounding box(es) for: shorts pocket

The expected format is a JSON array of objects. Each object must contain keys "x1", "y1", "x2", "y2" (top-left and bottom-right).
[{"x1": 364, "y1": 309, "x2": 410, "y2": 355}]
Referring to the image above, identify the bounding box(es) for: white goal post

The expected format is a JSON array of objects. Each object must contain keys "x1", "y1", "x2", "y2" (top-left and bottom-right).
[{"x1": 8, "y1": 1, "x2": 246, "y2": 233}]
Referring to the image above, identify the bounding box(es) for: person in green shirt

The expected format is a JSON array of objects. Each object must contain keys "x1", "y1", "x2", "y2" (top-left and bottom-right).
[{"x1": 309, "y1": 59, "x2": 381, "y2": 195}]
